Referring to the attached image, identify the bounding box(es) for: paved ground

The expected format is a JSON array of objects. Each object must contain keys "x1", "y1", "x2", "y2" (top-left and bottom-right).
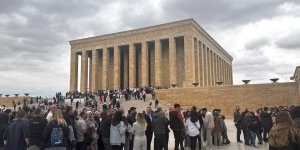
[{"x1": 69, "y1": 95, "x2": 270, "y2": 150}]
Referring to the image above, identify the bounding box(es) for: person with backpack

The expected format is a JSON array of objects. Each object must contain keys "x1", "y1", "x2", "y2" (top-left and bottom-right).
[
  {"x1": 169, "y1": 103, "x2": 185, "y2": 150},
  {"x1": 42, "y1": 109, "x2": 69, "y2": 150},
  {"x1": 28, "y1": 108, "x2": 48, "y2": 150},
  {"x1": 185, "y1": 108, "x2": 200, "y2": 150},
  {"x1": 110, "y1": 110, "x2": 127, "y2": 150}
]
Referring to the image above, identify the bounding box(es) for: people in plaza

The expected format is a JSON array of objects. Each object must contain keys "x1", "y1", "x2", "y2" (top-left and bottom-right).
[
  {"x1": 46, "y1": 104, "x2": 57, "y2": 122},
  {"x1": 3, "y1": 109, "x2": 29, "y2": 150},
  {"x1": 185, "y1": 108, "x2": 200, "y2": 150},
  {"x1": 76, "y1": 111, "x2": 88, "y2": 150},
  {"x1": 0, "y1": 112, "x2": 9, "y2": 150},
  {"x1": 233, "y1": 105, "x2": 243, "y2": 143},
  {"x1": 152, "y1": 107, "x2": 169, "y2": 150},
  {"x1": 29, "y1": 108, "x2": 48, "y2": 150},
  {"x1": 290, "y1": 106, "x2": 300, "y2": 128},
  {"x1": 261, "y1": 107, "x2": 273, "y2": 142},
  {"x1": 42, "y1": 109, "x2": 69, "y2": 150},
  {"x1": 202, "y1": 107, "x2": 214, "y2": 147},
  {"x1": 269, "y1": 111, "x2": 300, "y2": 150},
  {"x1": 169, "y1": 103, "x2": 184, "y2": 150},
  {"x1": 110, "y1": 110, "x2": 127, "y2": 150},
  {"x1": 4, "y1": 89, "x2": 300, "y2": 150},
  {"x1": 130, "y1": 113, "x2": 147, "y2": 150},
  {"x1": 144, "y1": 107, "x2": 153, "y2": 150}
]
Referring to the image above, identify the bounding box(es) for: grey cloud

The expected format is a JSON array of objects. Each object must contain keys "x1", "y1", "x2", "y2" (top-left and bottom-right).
[
  {"x1": 161, "y1": 0, "x2": 300, "y2": 28},
  {"x1": 275, "y1": 32, "x2": 300, "y2": 50},
  {"x1": 244, "y1": 37, "x2": 270, "y2": 50}
]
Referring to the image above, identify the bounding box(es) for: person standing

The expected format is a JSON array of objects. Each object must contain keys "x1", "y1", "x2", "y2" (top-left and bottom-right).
[
  {"x1": 110, "y1": 110, "x2": 127, "y2": 150},
  {"x1": 169, "y1": 103, "x2": 184, "y2": 150},
  {"x1": 185, "y1": 109, "x2": 200, "y2": 150},
  {"x1": 144, "y1": 107, "x2": 153, "y2": 150},
  {"x1": 76, "y1": 111, "x2": 88, "y2": 150},
  {"x1": 130, "y1": 113, "x2": 147, "y2": 150},
  {"x1": 212, "y1": 111, "x2": 223, "y2": 146},
  {"x1": 3, "y1": 109, "x2": 29, "y2": 150},
  {"x1": 102, "y1": 108, "x2": 113, "y2": 150},
  {"x1": 260, "y1": 107, "x2": 273, "y2": 142},
  {"x1": 28, "y1": 108, "x2": 48, "y2": 150},
  {"x1": 269, "y1": 111, "x2": 300, "y2": 150},
  {"x1": 42, "y1": 109, "x2": 69, "y2": 150},
  {"x1": 233, "y1": 106, "x2": 243, "y2": 143},
  {"x1": 202, "y1": 107, "x2": 214, "y2": 147},
  {"x1": 0, "y1": 112, "x2": 9, "y2": 150},
  {"x1": 152, "y1": 108, "x2": 169, "y2": 150}
]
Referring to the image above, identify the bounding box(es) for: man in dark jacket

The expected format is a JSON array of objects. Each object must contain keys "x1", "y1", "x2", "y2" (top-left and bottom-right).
[
  {"x1": 0, "y1": 112, "x2": 9, "y2": 149},
  {"x1": 29, "y1": 108, "x2": 48, "y2": 149},
  {"x1": 152, "y1": 108, "x2": 168, "y2": 150},
  {"x1": 169, "y1": 103, "x2": 184, "y2": 150},
  {"x1": 233, "y1": 106, "x2": 243, "y2": 143},
  {"x1": 260, "y1": 107, "x2": 273, "y2": 142},
  {"x1": 3, "y1": 109, "x2": 29, "y2": 150},
  {"x1": 290, "y1": 106, "x2": 300, "y2": 128},
  {"x1": 144, "y1": 107, "x2": 153, "y2": 150},
  {"x1": 101, "y1": 108, "x2": 113, "y2": 150}
]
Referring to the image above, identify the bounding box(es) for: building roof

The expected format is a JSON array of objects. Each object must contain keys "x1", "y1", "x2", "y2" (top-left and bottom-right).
[
  {"x1": 294, "y1": 66, "x2": 300, "y2": 78},
  {"x1": 69, "y1": 18, "x2": 232, "y2": 60}
]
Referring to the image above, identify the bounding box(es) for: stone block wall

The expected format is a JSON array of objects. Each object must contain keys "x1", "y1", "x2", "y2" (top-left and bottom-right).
[
  {"x1": 156, "y1": 82, "x2": 300, "y2": 117},
  {"x1": 0, "y1": 96, "x2": 33, "y2": 108}
]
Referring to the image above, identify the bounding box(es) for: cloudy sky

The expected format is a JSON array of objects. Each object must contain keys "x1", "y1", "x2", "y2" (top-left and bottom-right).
[{"x1": 1, "y1": 0, "x2": 300, "y2": 97}]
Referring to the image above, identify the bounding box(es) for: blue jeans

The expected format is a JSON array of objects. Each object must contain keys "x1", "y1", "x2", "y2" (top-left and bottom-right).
[
  {"x1": 243, "y1": 130, "x2": 251, "y2": 145},
  {"x1": 249, "y1": 131, "x2": 256, "y2": 146}
]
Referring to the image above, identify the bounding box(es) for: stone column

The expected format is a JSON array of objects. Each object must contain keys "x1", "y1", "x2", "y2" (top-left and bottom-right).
[
  {"x1": 70, "y1": 51, "x2": 78, "y2": 91},
  {"x1": 91, "y1": 49, "x2": 98, "y2": 92},
  {"x1": 102, "y1": 48, "x2": 108, "y2": 89},
  {"x1": 89, "y1": 54, "x2": 92, "y2": 91},
  {"x1": 80, "y1": 51, "x2": 88, "y2": 92},
  {"x1": 141, "y1": 41, "x2": 148, "y2": 87},
  {"x1": 212, "y1": 52, "x2": 215, "y2": 86},
  {"x1": 184, "y1": 35, "x2": 194, "y2": 87},
  {"x1": 199, "y1": 42, "x2": 204, "y2": 87},
  {"x1": 155, "y1": 39, "x2": 162, "y2": 86},
  {"x1": 129, "y1": 43, "x2": 136, "y2": 88},
  {"x1": 203, "y1": 45, "x2": 207, "y2": 86},
  {"x1": 230, "y1": 64, "x2": 233, "y2": 85},
  {"x1": 114, "y1": 46, "x2": 120, "y2": 89},
  {"x1": 207, "y1": 49, "x2": 211, "y2": 86},
  {"x1": 194, "y1": 39, "x2": 200, "y2": 84},
  {"x1": 169, "y1": 37, "x2": 177, "y2": 85}
]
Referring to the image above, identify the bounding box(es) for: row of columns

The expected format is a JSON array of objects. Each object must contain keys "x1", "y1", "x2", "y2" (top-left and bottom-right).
[
  {"x1": 192, "y1": 37, "x2": 233, "y2": 87},
  {"x1": 70, "y1": 35, "x2": 233, "y2": 92}
]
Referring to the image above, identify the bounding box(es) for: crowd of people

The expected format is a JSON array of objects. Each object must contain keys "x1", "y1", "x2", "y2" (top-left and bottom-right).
[
  {"x1": 1, "y1": 89, "x2": 300, "y2": 150},
  {"x1": 234, "y1": 105, "x2": 300, "y2": 149}
]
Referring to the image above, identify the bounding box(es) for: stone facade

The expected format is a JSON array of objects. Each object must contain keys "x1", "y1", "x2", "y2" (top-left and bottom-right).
[
  {"x1": 69, "y1": 19, "x2": 233, "y2": 92},
  {"x1": 156, "y1": 82, "x2": 300, "y2": 118}
]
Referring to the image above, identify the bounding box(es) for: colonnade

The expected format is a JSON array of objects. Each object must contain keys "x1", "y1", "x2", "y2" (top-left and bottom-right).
[{"x1": 70, "y1": 35, "x2": 233, "y2": 92}]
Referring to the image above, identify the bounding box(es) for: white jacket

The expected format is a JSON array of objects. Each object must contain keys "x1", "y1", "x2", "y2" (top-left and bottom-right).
[{"x1": 185, "y1": 118, "x2": 200, "y2": 137}]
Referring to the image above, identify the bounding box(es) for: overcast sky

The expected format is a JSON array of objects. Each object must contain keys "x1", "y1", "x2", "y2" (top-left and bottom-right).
[{"x1": 1, "y1": 0, "x2": 300, "y2": 97}]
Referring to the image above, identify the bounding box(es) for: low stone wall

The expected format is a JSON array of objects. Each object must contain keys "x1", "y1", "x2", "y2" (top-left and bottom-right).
[
  {"x1": 0, "y1": 96, "x2": 32, "y2": 107},
  {"x1": 156, "y1": 82, "x2": 300, "y2": 118}
]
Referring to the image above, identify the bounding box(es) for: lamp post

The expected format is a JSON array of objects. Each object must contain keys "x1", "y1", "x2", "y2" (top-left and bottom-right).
[
  {"x1": 25, "y1": 93, "x2": 29, "y2": 97},
  {"x1": 14, "y1": 94, "x2": 19, "y2": 97},
  {"x1": 5, "y1": 94, "x2": 9, "y2": 97}
]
